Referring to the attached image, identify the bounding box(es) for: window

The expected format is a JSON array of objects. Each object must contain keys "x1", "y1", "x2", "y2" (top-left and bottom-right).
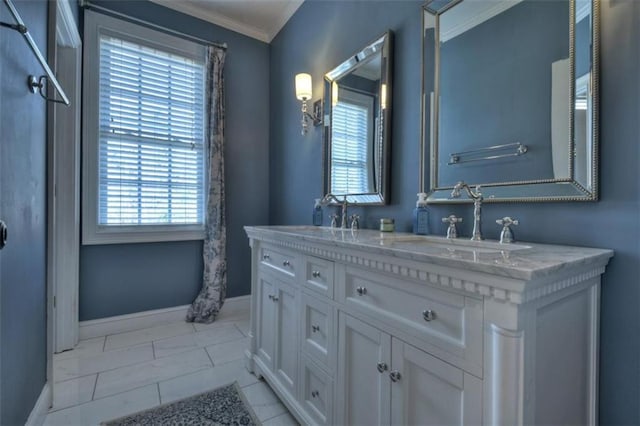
[
  {"x1": 83, "y1": 11, "x2": 207, "y2": 244},
  {"x1": 330, "y1": 89, "x2": 375, "y2": 195}
]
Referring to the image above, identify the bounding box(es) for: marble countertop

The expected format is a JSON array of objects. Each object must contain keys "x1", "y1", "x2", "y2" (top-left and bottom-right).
[{"x1": 245, "y1": 226, "x2": 614, "y2": 281}]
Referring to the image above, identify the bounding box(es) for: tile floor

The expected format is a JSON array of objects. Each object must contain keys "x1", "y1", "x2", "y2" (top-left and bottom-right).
[{"x1": 45, "y1": 307, "x2": 298, "y2": 425}]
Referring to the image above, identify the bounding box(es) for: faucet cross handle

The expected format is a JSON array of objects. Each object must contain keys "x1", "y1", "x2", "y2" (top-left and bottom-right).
[
  {"x1": 442, "y1": 215, "x2": 462, "y2": 239},
  {"x1": 496, "y1": 216, "x2": 519, "y2": 244},
  {"x1": 496, "y1": 216, "x2": 519, "y2": 227},
  {"x1": 330, "y1": 214, "x2": 340, "y2": 229},
  {"x1": 349, "y1": 214, "x2": 360, "y2": 231}
]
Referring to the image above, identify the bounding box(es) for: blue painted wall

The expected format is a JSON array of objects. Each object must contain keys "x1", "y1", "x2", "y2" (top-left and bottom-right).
[
  {"x1": 79, "y1": 1, "x2": 270, "y2": 320},
  {"x1": 0, "y1": 0, "x2": 48, "y2": 423},
  {"x1": 270, "y1": 0, "x2": 639, "y2": 424},
  {"x1": 270, "y1": 1, "x2": 424, "y2": 232}
]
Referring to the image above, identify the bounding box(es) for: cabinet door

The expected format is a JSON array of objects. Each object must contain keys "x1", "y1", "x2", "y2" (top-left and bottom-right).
[
  {"x1": 256, "y1": 273, "x2": 276, "y2": 370},
  {"x1": 390, "y1": 338, "x2": 482, "y2": 426},
  {"x1": 336, "y1": 313, "x2": 391, "y2": 426},
  {"x1": 274, "y1": 281, "x2": 298, "y2": 397}
]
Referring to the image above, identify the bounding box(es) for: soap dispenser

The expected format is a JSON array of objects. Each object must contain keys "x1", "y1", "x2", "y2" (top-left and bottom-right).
[
  {"x1": 312, "y1": 198, "x2": 323, "y2": 226},
  {"x1": 413, "y1": 193, "x2": 429, "y2": 235}
]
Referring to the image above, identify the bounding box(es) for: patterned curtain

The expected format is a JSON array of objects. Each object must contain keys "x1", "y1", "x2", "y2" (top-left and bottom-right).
[{"x1": 187, "y1": 46, "x2": 227, "y2": 323}]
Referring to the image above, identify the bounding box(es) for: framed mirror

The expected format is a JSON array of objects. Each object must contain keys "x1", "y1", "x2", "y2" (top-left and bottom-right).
[
  {"x1": 421, "y1": 0, "x2": 599, "y2": 203},
  {"x1": 323, "y1": 31, "x2": 393, "y2": 205}
]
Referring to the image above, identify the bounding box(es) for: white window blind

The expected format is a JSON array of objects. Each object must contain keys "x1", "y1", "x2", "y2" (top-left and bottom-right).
[
  {"x1": 330, "y1": 90, "x2": 374, "y2": 194},
  {"x1": 98, "y1": 35, "x2": 205, "y2": 227}
]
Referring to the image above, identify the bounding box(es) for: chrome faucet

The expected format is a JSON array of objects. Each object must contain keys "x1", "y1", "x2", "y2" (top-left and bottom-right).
[
  {"x1": 320, "y1": 194, "x2": 349, "y2": 229},
  {"x1": 451, "y1": 181, "x2": 483, "y2": 241}
]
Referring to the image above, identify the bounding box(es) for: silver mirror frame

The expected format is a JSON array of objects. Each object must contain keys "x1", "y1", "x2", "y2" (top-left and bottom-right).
[
  {"x1": 420, "y1": 0, "x2": 600, "y2": 203},
  {"x1": 322, "y1": 31, "x2": 394, "y2": 205}
]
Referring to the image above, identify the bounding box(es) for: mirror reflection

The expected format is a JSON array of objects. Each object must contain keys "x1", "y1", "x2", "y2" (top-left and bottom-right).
[
  {"x1": 323, "y1": 31, "x2": 393, "y2": 205},
  {"x1": 423, "y1": 0, "x2": 598, "y2": 202}
]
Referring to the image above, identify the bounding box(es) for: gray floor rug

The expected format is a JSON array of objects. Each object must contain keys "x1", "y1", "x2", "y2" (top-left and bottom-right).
[{"x1": 102, "y1": 382, "x2": 260, "y2": 426}]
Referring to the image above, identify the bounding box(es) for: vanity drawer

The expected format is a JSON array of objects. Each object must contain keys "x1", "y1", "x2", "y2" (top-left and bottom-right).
[
  {"x1": 303, "y1": 256, "x2": 335, "y2": 298},
  {"x1": 259, "y1": 244, "x2": 298, "y2": 280},
  {"x1": 301, "y1": 292, "x2": 335, "y2": 372},
  {"x1": 338, "y1": 265, "x2": 483, "y2": 370},
  {"x1": 299, "y1": 354, "x2": 333, "y2": 426}
]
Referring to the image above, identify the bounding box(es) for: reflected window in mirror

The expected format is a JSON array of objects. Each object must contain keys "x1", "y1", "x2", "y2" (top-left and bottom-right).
[{"x1": 331, "y1": 88, "x2": 376, "y2": 195}]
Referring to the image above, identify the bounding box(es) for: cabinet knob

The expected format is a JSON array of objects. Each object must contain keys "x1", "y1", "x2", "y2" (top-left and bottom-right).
[
  {"x1": 311, "y1": 325, "x2": 320, "y2": 333},
  {"x1": 268, "y1": 294, "x2": 273, "y2": 300},
  {"x1": 283, "y1": 260, "x2": 291, "y2": 267},
  {"x1": 311, "y1": 390, "x2": 320, "y2": 398},
  {"x1": 422, "y1": 309, "x2": 436, "y2": 322},
  {"x1": 262, "y1": 254, "x2": 270, "y2": 260},
  {"x1": 389, "y1": 370, "x2": 402, "y2": 382},
  {"x1": 376, "y1": 362, "x2": 388, "y2": 373},
  {"x1": 356, "y1": 286, "x2": 367, "y2": 296},
  {"x1": 272, "y1": 295, "x2": 279, "y2": 302},
  {"x1": 312, "y1": 270, "x2": 321, "y2": 278}
]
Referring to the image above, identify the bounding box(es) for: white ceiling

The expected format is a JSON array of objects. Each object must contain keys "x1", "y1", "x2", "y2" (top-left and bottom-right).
[{"x1": 149, "y1": 0, "x2": 304, "y2": 43}]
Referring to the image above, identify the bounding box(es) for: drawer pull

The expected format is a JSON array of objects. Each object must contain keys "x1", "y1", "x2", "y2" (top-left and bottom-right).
[
  {"x1": 312, "y1": 270, "x2": 321, "y2": 278},
  {"x1": 311, "y1": 390, "x2": 320, "y2": 398},
  {"x1": 311, "y1": 325, "x2": 320, "y2": 333},
  {"x1": 389, "y1": 370, "x2": 402, "y2": 382},
  {"x1": 422, "y1": 309, "x2": 436, "y2": 322},
  {"x1": 356, "y1": 286, "x2": 367, "y2": 296},
  {"x1": 262, "y1": 254, "x2": 270, "y2": 260},
  {"x1": 376, "y1": 362, "x2": 388, "y2": 373},
  {"x1": 283, "y1": 260, "x2": 291, "y2": 267}
]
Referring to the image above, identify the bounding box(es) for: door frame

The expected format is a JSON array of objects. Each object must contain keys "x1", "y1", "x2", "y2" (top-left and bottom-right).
[{"x1": 46, "y1": 0, "x2": 81, "y2": 378}]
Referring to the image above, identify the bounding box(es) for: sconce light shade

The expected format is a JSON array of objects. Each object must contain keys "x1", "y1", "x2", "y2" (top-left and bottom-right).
[{"x1": 295, "y1": 73, "x2": 313, "y2": 101}]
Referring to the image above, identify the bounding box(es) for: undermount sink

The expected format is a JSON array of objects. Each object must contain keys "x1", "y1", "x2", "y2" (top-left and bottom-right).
[{"x1": 372, "y1": 234, "x2": 532, "y2": 253}]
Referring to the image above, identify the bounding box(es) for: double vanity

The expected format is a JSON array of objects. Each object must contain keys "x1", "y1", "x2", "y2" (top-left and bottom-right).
[
  {"x1": 246, "y1": 0, "x2": 607, "y2": 423},
  {"x1": 244, "y1": 226, "x2": 612, "y2": 425}
]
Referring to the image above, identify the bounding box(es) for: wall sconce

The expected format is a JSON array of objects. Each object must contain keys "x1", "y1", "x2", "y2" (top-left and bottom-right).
[{"x1": 295, "y1": 73, "x2": 322, "y2": 135}]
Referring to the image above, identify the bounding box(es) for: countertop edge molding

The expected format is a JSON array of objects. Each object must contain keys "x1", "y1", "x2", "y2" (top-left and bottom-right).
[{"x1": 244, "y1": 226, "x2": 613, "y2": 305}]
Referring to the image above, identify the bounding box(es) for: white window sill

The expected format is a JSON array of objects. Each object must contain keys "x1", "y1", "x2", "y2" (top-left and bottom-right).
[{"x1": 82, "y1": 226, "x2": 205, "y2": 245}]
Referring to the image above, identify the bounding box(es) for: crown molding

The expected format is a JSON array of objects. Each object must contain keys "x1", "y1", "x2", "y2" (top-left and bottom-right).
[
  {"x1": 267, "y1": 0, "x2": 303, "y2": 41},
  {"x1": 149, "y1": 0, "x2": 303, "y2": 43}
]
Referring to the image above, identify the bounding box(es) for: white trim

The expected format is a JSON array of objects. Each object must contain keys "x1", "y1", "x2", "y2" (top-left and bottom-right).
[
  {"x1": 148, "y1": 0, "x2": 303, "y2": 43},
  {"x1": 440, "y1": 0, "x2": 523, "y2": 42},
  {"x1": 79, "y1": 295, "x2": 251, "y2": 340},
  {"x1": 266, "y1": 1, "x2": 304, "y2": 42},
  {"x1": 49, "y1": 44, "x2": 82, "y2": 353},
  {"x1": 56, "y1": 0, "x2": 81, "y2": 48},
  {"x1": 82, "y1": 10, "x2": 207, "y2": 245},
  {"x1": 25, "y1": 383, "x2": 50, "y2": 426},
  {"x1": 49, "y1": 0, "x2": 82, "y2": 356},
  {"x1": 82, "y1": 228, "x2": 205, "y2": 246}
]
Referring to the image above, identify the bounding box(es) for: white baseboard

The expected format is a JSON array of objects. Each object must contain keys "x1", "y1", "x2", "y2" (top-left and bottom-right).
[
  {"x1": 78, "y1": 295, "x2": 250, "y2": 340},
  {"x1": 25, "y1": 383, "x2": 50, "y2": 426}
]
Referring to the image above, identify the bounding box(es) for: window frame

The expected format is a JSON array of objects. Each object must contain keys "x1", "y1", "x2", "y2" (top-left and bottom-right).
[{"x1": 82, "y1": 10, "x2": 208, "y2": 245}]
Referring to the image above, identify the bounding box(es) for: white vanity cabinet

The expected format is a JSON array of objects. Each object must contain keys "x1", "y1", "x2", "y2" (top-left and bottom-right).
[
  {"x1": 254, "y1": 247, "x2": 300, "y2": 402},
  {"x1": 335, "y1": 303, "x2": 482, "y2": 426},
  {"x1": 245, "y1": 226, "x2": 613, "y2": 426}
]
